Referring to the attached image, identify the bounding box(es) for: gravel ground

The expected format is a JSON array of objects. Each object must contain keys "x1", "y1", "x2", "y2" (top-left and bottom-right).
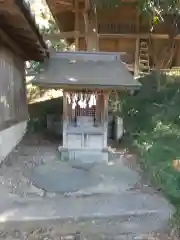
[{"x1": 0, "y1": 226, "x2": 174, "y2": 240}]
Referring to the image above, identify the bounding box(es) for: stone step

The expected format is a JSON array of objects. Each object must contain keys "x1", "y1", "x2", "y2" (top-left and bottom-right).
[
  {"x1": 0, "y1": 225, "x2": 169, "y2": 240},
  {"x1": 0, "y1": 209, "x2": 170, "y2": 237},
  {"x1": 59, "y1": 147, "x2": 110, "y2": 162},
  {"x1": 0, "y1": 191, "x2": 172, "y2": 235}
]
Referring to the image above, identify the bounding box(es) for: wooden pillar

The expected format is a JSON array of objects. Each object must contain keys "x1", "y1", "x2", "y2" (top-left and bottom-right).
[
  {"x1": 134, "y1": 37, "x2": 140, "y2": 77},
  {"x1": 84, "y1": 0, "x2": 99, "y2": 51},
  {"x1": 96, "y1": 93, "x2": 103, "y2": 124},
  {"x1": 134, "y1": 6, "x2": 140, "y2": 77},
  {"x1": 103, "y1": 92, "x2": 109, "y2": 148},
  {"x1": 63, "y1": 92, "x2": 67, "y2": 147},
  {"x1": 75, "y1": 0, "x2": 79, "y2": 50}
]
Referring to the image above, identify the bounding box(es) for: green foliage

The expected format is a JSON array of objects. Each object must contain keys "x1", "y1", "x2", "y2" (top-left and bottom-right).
[
  {"x1": 27, "y1": 97, "x2": 63, "y2": 133},
  {"x1": 27, "y1": 85, "x2": 46, "y2": 103},
  {"x1": 40, "y1": 12, "x2": 67, "y2": 51},
  {"x1": 121, "y1": 74, "x2": 180, "y2": 206},
  {"x1": 26, "y1": 9, "x2": 67, "y2": 104},
  {"x1": 26, "y1": 7, "x2": 67, "y2": 76},
  {"x1": 41, "y1": 12, "x2": 59, "y2": 35},
  {"x1": 27, "y1": 117, "x2": 45, "y2": 133}
]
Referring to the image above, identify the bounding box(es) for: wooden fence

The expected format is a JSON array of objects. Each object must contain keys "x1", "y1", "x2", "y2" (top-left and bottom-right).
[{"x1": 0, "y1": 47, "x2": 28, "y2": 131}]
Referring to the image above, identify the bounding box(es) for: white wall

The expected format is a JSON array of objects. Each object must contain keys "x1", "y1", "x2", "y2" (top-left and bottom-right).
[{"x1": 0, "y1": 121, "x2": 27, "y2": 164}]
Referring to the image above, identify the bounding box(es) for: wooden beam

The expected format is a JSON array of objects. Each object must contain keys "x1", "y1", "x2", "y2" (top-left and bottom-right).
[
  {"x1": 94, "y1": 7, "x2": 99, "y2": 51},
  {"x1": 43, "y1": 31, "x2": 86, "y2": 40},
  {"x1": 43, "y1": 32, "x2": 180, "y2": 52},
  {"x1": 74, "y1": 0, "x2": 79, "y2": 50},
  {"x1": 150, "y1": 34, "x2": 180, "y2": 40},
  {"x1": 84, "y1": 0, "x2": 90, "y2": 11},
  {"x1": 72, "y1": 8, "x2": 85, "y2": 13},
  {"x1": 134, "y1": 6, "x2": 140, "y2": 77},
  {"x1": 0, "y1": 27, "x2": 46, "y2": 61},
  {"x1": 83, "y1": 0, "x2": 89, "y2": 46},
  {"x1": 3, "y1": 27, "x2": 36, "y2": 45},
  {"x1": 15, "y1": 0, "x2": 47, "y2": 56},
  {"x1": 58, "y1": 1, "x2": 73, "y2": 6},
  {"x1": 83, "y1": 0, "x2": 99, "y2": 51},
  {"x1": 98, "y1": 34, "x2": 137, "y2": 39},
  {"x1": 0, "y1": 28, "x2": 27, "y2": 60},
  {"x1": 98, "y1": 33, "x2": 180, "y2": 40},
  {"x1": 134, "y1": 37, "x2": 140, "y2": 76}
]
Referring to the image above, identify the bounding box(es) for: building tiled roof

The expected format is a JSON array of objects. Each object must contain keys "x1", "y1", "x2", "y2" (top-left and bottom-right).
[{"x1": 32, "y1": 52, "x2": 141, "y2": 90}]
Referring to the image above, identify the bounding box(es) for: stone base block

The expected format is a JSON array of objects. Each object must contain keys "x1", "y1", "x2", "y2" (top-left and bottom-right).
[{"x1": 58, "y1": 147, "x2": 109, "y2": 162}]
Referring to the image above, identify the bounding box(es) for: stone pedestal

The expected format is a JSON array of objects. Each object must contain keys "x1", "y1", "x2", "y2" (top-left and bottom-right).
[{"x1": 58, "y1": 147, "x2": 109, "y2": 162}]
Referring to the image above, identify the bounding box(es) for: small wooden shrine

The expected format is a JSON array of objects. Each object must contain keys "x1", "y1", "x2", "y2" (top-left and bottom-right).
[{"x1": 33, "y1": 51, "x2": 141, "y2": 161}]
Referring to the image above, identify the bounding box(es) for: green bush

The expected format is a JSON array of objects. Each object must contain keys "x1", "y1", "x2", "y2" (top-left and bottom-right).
[
  {"x1": 121, "y1": 73, "x2": 180, "y2": 206},
  {"x1": 27, "y1": 97, "x2": 63, "y2": 133}
]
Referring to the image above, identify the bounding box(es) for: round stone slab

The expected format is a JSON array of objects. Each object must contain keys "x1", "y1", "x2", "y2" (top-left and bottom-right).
[{"x1": 23, "y1": 162, "x2": 102, "y2": 193}]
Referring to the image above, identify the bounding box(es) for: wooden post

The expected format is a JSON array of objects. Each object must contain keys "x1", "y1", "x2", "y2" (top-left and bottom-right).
[
  {"x1": 134, "y1": 6, "x2": 140, "y2": 77},
  {"x1": 103, "y1": 92, "x2": 109, "y2": 148},
  {"x1": 84, "y1": 0, "x2": 89, "y2": 49},
  {"x1": 134, "y1": 37, "x2": 140, "y2": 77},
  {"x1": 75, "y1": 0, "x2": 79, "y2": 50},
  {"x1": 94, "y1": 6, "x2": 99, "y2": 51},
  {"x1": 83, "y1": 0, "x2": 98, "y2": 51},
  {"x1": 63, "y1": 92, "x2": 67, "y2": 147}
]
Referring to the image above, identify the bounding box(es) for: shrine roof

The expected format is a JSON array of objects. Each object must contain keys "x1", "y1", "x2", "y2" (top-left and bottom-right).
[
  {"x1": 0, "y1": 0, "x2": 48, "y2": 61},
  {"x1": 32, "y1": 52, "x2": 141, "y2": 90}
]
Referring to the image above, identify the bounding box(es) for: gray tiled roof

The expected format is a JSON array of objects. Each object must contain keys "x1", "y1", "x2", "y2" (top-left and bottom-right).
[{"x1": 32, "y1": 53, "x2": 141, "y2": 90}]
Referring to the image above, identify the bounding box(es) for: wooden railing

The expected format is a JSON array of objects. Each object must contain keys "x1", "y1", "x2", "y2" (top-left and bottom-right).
[
  {"x1": 98, "y1": 22, "x2": 179, "y2": 35},
  {"x1": 98, "y1": 23, "x2": 136, "y2": 34}
]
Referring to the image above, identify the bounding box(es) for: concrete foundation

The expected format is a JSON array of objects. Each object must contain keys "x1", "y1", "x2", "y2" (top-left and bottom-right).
[{"x1": 0, "y1": 121, "x2": 27, "y2": 164}]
